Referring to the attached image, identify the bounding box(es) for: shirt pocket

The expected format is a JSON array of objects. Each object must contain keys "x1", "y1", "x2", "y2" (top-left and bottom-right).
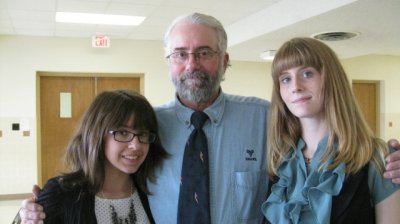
[{"x1": 232, "y1": 170, "x2": 267, "y2": 223}]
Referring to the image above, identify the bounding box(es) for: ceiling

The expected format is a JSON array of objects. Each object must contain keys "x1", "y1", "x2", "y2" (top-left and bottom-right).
[{"x1": 1, "y1": 0, "x2": 399, "y2": 62}]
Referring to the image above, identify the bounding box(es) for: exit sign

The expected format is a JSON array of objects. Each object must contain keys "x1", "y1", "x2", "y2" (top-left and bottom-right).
[{"x1": 92, "y1": 35, "x2": 110, "y2": 48}]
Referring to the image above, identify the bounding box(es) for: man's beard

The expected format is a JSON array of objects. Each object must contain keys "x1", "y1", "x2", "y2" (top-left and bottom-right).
[{"x1": 172, "y1": 67, "x2": 224, "y2": 104}]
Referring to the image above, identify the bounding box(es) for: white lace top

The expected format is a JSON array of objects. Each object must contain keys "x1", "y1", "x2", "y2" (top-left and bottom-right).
[{"x1": 95, "y1": 190, "x2": 150, "y2": 224}]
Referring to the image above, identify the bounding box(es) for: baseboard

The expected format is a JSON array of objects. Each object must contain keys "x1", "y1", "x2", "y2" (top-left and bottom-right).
[{"x1": 0, "y1": 193, "x2": 31, "y2": 201}]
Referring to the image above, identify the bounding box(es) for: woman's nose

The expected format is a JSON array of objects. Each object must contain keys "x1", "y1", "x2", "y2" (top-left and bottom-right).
[
  {"x1": 128, "y1": 136, "x2": 141, "y2": 149},
  {"x1": 291, "y1": 77, "x2": 303, "y2": 93}
]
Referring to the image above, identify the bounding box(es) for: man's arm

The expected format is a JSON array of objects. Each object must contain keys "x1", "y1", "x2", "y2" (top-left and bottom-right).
[
  {"x1": 19, "y1": 185, "x2": 46, "y2": 224},
  {"x1": 375, "y1": 189, "x2": 400, "y2": 223},
  {"x1": 384, "y1": 139, "x2": 400, "y2": 184}
]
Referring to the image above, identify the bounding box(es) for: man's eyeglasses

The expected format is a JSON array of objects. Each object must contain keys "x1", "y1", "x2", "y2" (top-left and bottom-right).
[
  {"x1": 166, "y1": 49, "x2": 219, "y2": 64},
  {"x1": 109, "y1": 130, "x2": 156, "y2": 144}
]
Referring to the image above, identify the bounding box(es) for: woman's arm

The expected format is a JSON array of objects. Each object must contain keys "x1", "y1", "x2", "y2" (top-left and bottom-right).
[{"x1": 375, "y1": 189, "x2": 400, "y2": 223}]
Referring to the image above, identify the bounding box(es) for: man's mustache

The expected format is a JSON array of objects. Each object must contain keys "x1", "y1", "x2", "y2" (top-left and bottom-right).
[{"x1": 180, "y1": 71, "x2": 210, "y2": 82}]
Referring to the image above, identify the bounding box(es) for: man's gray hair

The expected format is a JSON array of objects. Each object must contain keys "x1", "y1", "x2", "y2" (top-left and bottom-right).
[{"x1": 163, "y1": 12, "x2": 228, "y2": 56}]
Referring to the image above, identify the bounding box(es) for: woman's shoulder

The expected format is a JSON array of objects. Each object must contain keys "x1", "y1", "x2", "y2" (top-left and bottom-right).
[
  {"x1": 41, "y1": 175, "x2": 83, "y2": 192},
  {"x1": 38, "y1": 174, "x2": 89, "y2": 204},
  {"x1": 35, "y1": 176, "x2": 69, "y2": 222},
  {"x1": 367, "y1": 162, "x2": 400, "y2": 205},
  {"x1": 39, "y1": 176, "x2": 64, "y2": 197}
]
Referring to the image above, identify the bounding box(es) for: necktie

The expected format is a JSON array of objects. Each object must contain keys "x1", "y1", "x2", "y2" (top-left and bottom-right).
[{"x1": 177, "y1": 111, "x2": 211, "y2": 224}]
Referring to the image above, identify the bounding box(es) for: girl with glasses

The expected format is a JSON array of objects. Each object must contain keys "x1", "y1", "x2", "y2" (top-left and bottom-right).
[{"x1": 18, "y1": 90, "x2": 168, "y2": 224}]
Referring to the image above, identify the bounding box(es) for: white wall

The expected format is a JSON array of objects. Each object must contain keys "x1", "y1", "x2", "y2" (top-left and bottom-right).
[{"x1": 222, "y1": 61, "x2": 272, "y2": 100}]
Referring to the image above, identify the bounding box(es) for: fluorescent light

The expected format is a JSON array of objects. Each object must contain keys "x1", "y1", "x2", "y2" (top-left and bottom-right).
[
  {"x1": 56, "y1": 12, "x2": 145, "y2": 26},
  {"x1": 260, "y1": 50, "x2": 276, "y2": 61}
]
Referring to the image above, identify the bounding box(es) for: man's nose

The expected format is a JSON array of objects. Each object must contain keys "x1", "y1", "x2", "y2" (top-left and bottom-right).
[{"x1": 185, "y1": 53, "x2": 201, "y2": 70}]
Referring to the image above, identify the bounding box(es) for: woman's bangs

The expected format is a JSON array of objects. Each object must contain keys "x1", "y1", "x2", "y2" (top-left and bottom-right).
[
  {"x1": 273, "y1": 48, "x2": 303, "y2": 79},
  {"x1": 273, "y1": 42, "x2": 321, "y2": 79}
]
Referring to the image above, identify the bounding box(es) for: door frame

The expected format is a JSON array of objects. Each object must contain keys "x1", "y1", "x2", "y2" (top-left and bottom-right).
[
  {"x1": 352, "y1": 80, "x2": 380, "y2": 136},
  {"x1": 35, "y1": 71, "x2": 144, "y2": 185}
]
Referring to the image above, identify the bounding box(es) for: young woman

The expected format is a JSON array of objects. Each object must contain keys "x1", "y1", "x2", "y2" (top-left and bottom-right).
[
  {"x1": 262, "y1": 37, "x2": 400, "y2": 223},
  {"x1": 29, "y1": 90, "x2": 167, "y2": 223}
]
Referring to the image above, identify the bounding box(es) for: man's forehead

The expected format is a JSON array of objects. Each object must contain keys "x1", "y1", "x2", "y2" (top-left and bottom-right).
[{"x1": 169, "y1": 23, "x2": 218, "y2": 50}]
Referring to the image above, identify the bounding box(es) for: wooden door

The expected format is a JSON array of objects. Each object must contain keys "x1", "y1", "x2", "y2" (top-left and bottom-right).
[
  {"x1": 97, "y1": 76, "x2": 141, "y2": 94},
  {"x1": 40, "y1": 76, "x2": 95, "y2": 185},
  {"x1": 39, "y1": 74, "x2": 141, "y2": 185},
  {"x1": 352, "y1": 81, "x2": 379, "y2": 135}
]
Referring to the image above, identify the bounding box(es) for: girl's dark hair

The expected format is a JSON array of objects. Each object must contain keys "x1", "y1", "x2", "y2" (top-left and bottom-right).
[{"x1": 60, "y1": 89, "x2": 168, "y2": 194}]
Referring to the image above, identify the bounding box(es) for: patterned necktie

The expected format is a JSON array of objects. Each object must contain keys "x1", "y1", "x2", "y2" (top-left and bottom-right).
[{"x1": 177, "y1": 111, "x2": 211, "y2": 224}]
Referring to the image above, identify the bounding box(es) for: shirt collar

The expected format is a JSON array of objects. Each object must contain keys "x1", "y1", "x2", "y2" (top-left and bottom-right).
[{"x1": 173, "y1": 91, "x2": 225, "y2": 128}]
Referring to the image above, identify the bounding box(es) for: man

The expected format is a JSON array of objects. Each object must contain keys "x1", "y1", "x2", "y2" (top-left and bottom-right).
[
  {"x1": 18, "y1": 13, "x2": 400, "y2": 224},
  {"x1": 148, "y1": 13, "x2": 269, "y2": 223}
]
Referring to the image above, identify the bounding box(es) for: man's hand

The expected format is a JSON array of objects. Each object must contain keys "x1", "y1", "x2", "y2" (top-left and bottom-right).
[
  {"x1": 19, "y1": 185, "x2": 45, "y2": 224},
  {"x1": 384, "y1": 139, "x2": 400, "y2": 184}
]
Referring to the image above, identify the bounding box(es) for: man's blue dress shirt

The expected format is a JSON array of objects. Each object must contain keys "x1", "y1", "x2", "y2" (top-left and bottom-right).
[{"x1": 148, "y1": 91, "x2": 270, "y2": 223}]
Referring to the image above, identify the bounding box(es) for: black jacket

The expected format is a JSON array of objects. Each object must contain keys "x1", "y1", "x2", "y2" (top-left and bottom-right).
[{"x1": 36, "y1": 176, "x2": 155, "y2": 224}]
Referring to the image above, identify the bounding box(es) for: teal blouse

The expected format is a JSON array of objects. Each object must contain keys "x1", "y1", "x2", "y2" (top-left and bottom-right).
[{"x1": 262, "y1": 137, "x2": 400, "y2": 224}]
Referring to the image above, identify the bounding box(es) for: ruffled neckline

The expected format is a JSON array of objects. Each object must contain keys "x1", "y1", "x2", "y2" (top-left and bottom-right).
[{"x1": 262, "y1": 137, "x2": 346, "y2": 224}]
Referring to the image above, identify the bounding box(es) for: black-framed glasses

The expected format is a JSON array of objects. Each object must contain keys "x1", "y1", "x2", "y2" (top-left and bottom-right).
[
  {"x1": 108, "y1": 130, "x2": 156, "y2": 144},
  {"x1": 166, "y1": 49, "x2": 219, "y2": 64}
]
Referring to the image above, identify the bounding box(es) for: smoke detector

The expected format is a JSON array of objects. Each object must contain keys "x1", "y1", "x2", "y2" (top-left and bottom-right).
[{"x1": 311, "y1": 31, "x2": 360, "y2": 41}]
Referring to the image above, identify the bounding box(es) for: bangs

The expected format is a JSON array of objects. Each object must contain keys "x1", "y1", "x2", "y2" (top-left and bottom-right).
[
  {"x1": 272, "y1": 39, "x2": 322, "y2": 79},
  {"x1": 115, "y1": 98, "x2": 154, "y2": 131},
  {"x1": 97, "y1": 91, "x2": 154, "y2": 132}
]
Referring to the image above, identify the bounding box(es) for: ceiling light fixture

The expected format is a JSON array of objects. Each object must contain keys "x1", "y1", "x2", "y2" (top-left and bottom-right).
[
  {"x1": 260, "y1": 50, "x2": 276, "y2": 61},
  {"x1": 56, "y1": 12, "x2": 145, "y2": 26}
]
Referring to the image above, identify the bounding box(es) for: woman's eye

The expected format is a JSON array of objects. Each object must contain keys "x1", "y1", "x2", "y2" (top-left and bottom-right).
[
  {"x1": 303, "y1": 71, "x2": 313, "y2": 78},
  {"x1": 280, "y1": 77, "x2": 290, "y2": 84},
  {"x1": 119, "y1": 131, "x2": 130, "y2": 136}
]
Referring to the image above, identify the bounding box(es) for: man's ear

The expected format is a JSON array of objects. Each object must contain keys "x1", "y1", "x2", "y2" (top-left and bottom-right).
[{"x1": 223, "y1": 53, "x2": 230, "y2": 71}]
